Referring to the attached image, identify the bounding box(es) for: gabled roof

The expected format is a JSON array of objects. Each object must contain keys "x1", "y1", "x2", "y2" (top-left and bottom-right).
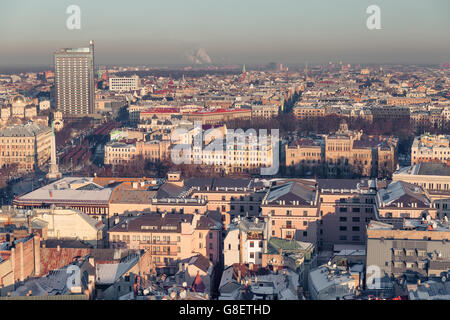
[
  {"x1": 378, "y1": 180, "x2": 430, "y2": 208},
  {"x1": 265, "y1": 181, "x2": 316, "y2": 206},
  {"x1": 95, "y1": 253, "x2": 140, "y2": 285}
]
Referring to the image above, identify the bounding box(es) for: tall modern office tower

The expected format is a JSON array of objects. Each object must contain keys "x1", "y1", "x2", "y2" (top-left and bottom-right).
[{"x1": 54, "y1": 40, "x2": 95, "y2": 116}]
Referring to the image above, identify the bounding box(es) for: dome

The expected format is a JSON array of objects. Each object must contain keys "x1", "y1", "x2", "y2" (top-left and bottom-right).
[{"x1": 12, "y1": 95, "x2": 25, "y2": 104}]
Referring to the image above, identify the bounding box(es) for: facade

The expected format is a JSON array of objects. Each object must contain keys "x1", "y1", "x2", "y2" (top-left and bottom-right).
[
  {"x1": 0, "y1": 123, "x2": 51, "y2": 172},
  {"x1": 317, "y1": 179, "x2": 377, "y2": 250},
  {"x1": 223, "y1": 217, "x2": 266, "y2": 267},
  {"x1": 285, "y1": 138, "x2": 323, "y2": 168},
  {"x1": 108, "y1": 212, "x2": 221, "y2": 274},
  {"x1": 293, "y1": 105, "x2": 325, "y2": 119},
  {"x1": 54, "y1": 41, "x2": 95, "y2": 116},
  {"x1": 32, "y1": 208, "x2": 104, "y2": 247},
  {"x1": 109, "y1": 75, "x2": 139, "y2": 92},
  {"x1": 261, "y1": 180, "x2": 320, "y2": 245},
  {"x1": 104, "y1": 140, "x2": 171, "y2": 165},
  {"x1": 325, "y1": 121, "x2": 397, "y2": 177},
  {"x1": 366, "y1": 219, "x2": 450, "y2": 285},
  {"x1": 251, "y1": 104, "x2": 279, "y2": 119},
  {"x1": 184, "y1": 109, "x2": 251, "y2": 125},
  {"x1": 375, "y1": 180, "x2": 438, "y2": 225},
  {"x1": 286, "y1": 122, "x2": 397, "y2": 178},
  {"x1": 411, "y1": 134, "x2": 450, "y2": 165}
]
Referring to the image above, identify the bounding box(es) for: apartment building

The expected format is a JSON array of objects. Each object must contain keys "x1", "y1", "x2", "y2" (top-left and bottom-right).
[
  {"x1": 366, "y1": 219, "x2": 450, "y2": 285},
  {"x1": 251, "y1": 104, "x2": 279, "y2": 119},
  {"x1": 317, "y1": 179, "x2": 377, "y2": 250},
  {"x1": 386, "y1": 97, "x2": 431, "y2": 106},
  {"x1": 293, "y1": 105, "x2": 325, "y2": 119},
  {"x1": 411, "y1": 134, "x2": 450, "y2": 165},
  {"x1": 184, "y1": 108, "x2": 251, "y2": 125},
  {"x1": 261, "y1": 180, "x2": 320, "y2": 245},
  {"x1": 108, "y1": 212, "x2": 221, "y2": 275},
  {"x1": 0, "y1": 123, "x2": 52, "y2": 173},
  {"x1": 392, "y1": 163, "x2": 450, "y2": 213},
  {"x1": 285, "y1": 138, "x2": 323, "y2": 168},
  {"x1": 188, "y1": 177, "x2": 268, "y2": 229},
  {"x1": 109, "y1": 75, "x2": 139, "y2": 92},
  {"x1": 104, "y1": 140, "x2": 171, "y2": 165},
  {"x1": 375, "y1": 180, "x2": 438, "y2": 226},
  {"x1": 224, "y1": 216, "x2": 266, "y2": 267}
]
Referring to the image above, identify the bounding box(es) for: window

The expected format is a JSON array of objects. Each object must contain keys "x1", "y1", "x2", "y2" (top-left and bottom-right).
[
  {"x1": 250, "y1": 241, "x2": 254, "y2": 248},
  {"x1": 339, "y1": 207, "x2": 347, "y2": 213},
  {"x1": 250, "y1": 252, "x2": 255, "y2": 259},
  {"x1": 303, "y1": 211, "x2": 308, "y2": 216},
  {"x1": 352, "y1": 217, "x2": 360, "y2": 222},
  {"x1": 303, "y1": 231, "x2": 307, "y2": 237},
  {"x1": 339, "y1": 217, "x2": 347, "y2": 222},
  {"x1": 340, "y1": 226, "x2": 347, "y2": 231},
  {"x1": 209, "y1": 233, "x2": 213, "y2": 239},
  {"x1": 339, "y1": 236, "x2": 347, "y2": 241},
  {"x1": 352, "y1": 226, "x2": 360, "y2": 231},
  {"x1": 352, "y1": 207, "x2": 360, "y2": 213},
  {"x1": 303, "y1": 221, "x2": 308, "y2": 226}
]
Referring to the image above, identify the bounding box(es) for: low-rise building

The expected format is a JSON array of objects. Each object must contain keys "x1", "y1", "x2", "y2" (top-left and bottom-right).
[{"x1": 308, "y1": 264, "x2": 357, "y2": 300}]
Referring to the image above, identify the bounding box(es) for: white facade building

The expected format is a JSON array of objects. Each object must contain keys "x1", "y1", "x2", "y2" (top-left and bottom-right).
[{"x1": 109, "y1": 76, "x2": 140, "y2": 92}]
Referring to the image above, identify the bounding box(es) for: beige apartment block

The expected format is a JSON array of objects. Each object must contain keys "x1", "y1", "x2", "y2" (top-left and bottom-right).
[{"x1": 0, "y1": 123, "x2": 51, "y2": 173}]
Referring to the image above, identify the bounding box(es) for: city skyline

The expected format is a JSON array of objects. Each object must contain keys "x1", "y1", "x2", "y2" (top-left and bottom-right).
[{"x1": 0, "y1": 0, "x2": 449, "y2": 67}]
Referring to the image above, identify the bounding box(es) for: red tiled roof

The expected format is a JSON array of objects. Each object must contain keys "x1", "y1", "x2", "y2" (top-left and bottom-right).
[
  {"x1": 141, "y1": 108, "x2": 180, "y2": 114},
  {"x1": 189, "y1": 108, "x2": 249, "y2": 115}
]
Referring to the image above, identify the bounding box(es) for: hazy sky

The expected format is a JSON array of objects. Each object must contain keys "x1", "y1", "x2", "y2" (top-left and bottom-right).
[{"x1": 0, "y1": 0, "x2": 449, "y2": 67}]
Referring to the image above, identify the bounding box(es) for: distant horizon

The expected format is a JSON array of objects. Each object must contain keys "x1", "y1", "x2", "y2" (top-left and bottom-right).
[
  {"x1": 0, "y1": 0, "x2": 449, "y2": 67},
  {"x1": 0, "y1": 62, "x2": 447, "y2": 75}
]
